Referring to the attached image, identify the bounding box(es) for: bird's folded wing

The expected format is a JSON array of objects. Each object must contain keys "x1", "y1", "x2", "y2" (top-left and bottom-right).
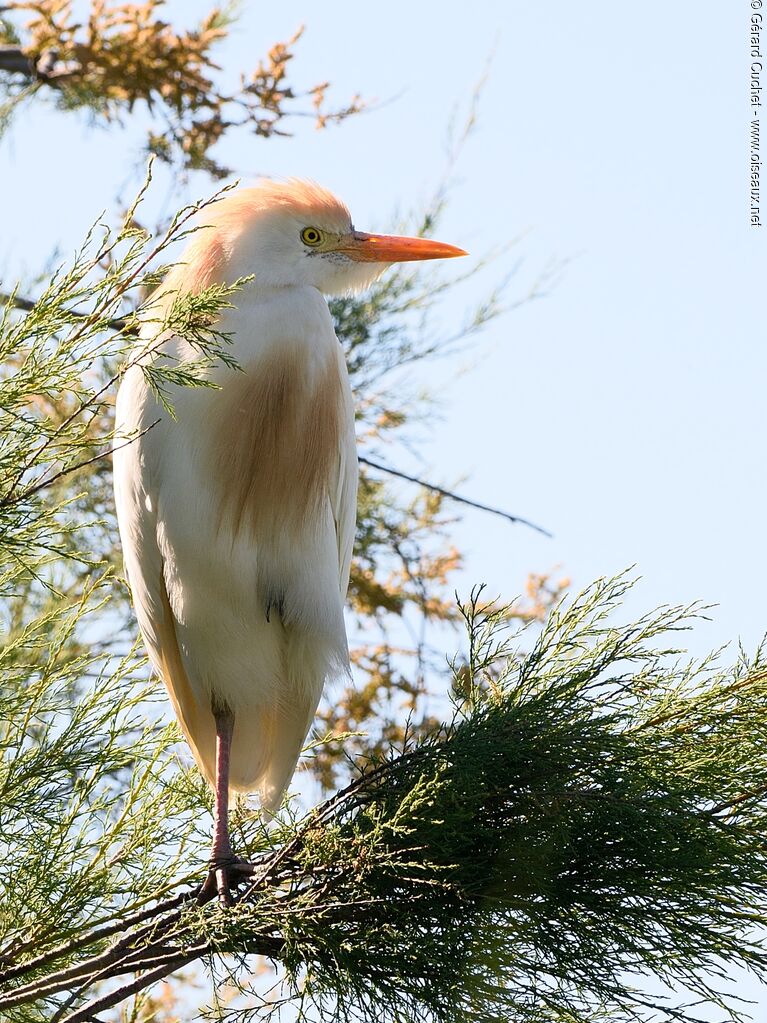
[
  {"x1": 152, "y1": 568, "x2": 217, "y2": 787},
  {"x1": 332, "y1": 401, "x2": 358, "y2": 599},
  {"x1": 114, "y1": 438, "x2": 217, "y2": 786}
]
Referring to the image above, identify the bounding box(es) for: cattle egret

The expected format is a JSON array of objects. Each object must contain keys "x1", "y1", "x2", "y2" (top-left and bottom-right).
[{"x1": 113, "y1": 179, "x2": 467, "y2": 902}]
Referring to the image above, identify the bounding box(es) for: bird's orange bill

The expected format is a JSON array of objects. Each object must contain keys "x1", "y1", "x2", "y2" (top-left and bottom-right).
[{"x1": 339, "y1": 231, "x2": 468, "y2": 263}]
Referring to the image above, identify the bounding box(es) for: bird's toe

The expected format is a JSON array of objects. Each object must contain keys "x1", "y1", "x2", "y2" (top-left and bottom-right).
[{"x1": 198, "y1": 855, "x2": 255, "y2": 906}]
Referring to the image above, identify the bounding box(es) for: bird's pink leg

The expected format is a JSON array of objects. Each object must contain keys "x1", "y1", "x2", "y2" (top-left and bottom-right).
[
  {"x1": 199, "y1": 704, "x2": 253, "y2": 906},
  {"x1": 211, "y1": 704, "x2": 235, "y2": 868}
]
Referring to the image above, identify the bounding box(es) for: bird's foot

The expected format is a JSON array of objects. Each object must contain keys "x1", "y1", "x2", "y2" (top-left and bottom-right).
[{"x1": 198, "y1": 855, "x2": 255, "y2": 907}]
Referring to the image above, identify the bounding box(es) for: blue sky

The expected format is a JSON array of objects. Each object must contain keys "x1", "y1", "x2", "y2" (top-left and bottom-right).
[{"x1": 1, "y1": 0, "x2": 765, "y2": 1014}]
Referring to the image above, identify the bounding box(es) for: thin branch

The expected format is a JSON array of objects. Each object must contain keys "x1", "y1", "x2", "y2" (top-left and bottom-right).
[
  {"x1": 0, "y1": 45, "x2": 33, "y2": 76},
  {"x1": 0, "y1": 418, "x2": 162, "y2": 508},
  {"x1": 359, "y1": 456, "x2": 553, "y2": 538},
  {"x1": 0, "y1": 889, "x2": 190, "y2": 987},
  {"x1": 711, "y1": 781, "x2": 767, "y2": 816},
  {"x1": 61, "y1": 950, "x2": 205, "y2": 1023},
  {"x1": 0, "y1": 291, "x2": 130, "y2": 333},
  {"x1": 0, "y1": 44, "x2": 84, "y2": 84}
]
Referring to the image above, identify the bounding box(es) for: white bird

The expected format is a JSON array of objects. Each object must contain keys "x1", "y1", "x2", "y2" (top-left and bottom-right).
[{"x1": 113, "y1": 179, "x2": 466, "y2": 901}]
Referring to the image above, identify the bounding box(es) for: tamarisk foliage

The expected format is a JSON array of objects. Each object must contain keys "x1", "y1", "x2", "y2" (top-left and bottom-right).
[{"x1": 2, "y1": 571, "x2": 767, "y2": 1022}]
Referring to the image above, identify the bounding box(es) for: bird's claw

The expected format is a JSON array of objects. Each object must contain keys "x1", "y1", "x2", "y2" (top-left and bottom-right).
[{"x1": 197, "y1": 855, "x2": 255, "y2": 907}]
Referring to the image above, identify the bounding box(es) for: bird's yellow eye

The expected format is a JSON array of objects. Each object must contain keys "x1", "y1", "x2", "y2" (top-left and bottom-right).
[{"x1": 300, "y1": 226, "x2": 323, "y2": 247}]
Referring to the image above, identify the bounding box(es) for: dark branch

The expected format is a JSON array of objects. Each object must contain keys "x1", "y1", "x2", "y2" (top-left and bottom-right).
[
  {"x1": 0, "y1": 45, "x2": 33, "y2": 76},
  {"x1": 0, "y1": 44, "x2": 71, "y2": 82},
  {"x1": 0, "y1": 418, "x2": 162, "y2": 509},
  {"x1": 62, "y1": 951, "x2": 205, "y2": 1023},
  {"x1": 0, "y1": 291, "x2": 131, "y2": 333},
  {"x1": 0, "y1": 889, "x2": 191, "y2": 987},
  {"x1": 359, "y1": 456, "x2": 553, "y2": 538}
]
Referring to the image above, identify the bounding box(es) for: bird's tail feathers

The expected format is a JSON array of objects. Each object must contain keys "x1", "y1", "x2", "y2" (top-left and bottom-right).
[{"x1": 161, "y1": 624, "x2": 345, "y2": 811}]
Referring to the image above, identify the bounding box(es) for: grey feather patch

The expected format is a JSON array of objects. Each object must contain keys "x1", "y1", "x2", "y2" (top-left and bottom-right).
[{"x1": 265, "y1": 592, "x2": 286, "y2": 624}]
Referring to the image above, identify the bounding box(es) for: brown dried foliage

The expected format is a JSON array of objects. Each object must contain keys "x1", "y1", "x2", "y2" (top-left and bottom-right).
[{"x1": 1, "y1": 1, "x2": 363, "y2": 175}]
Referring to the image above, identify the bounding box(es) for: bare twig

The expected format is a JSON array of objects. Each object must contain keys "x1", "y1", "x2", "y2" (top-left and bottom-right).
[
  {"x1": 0, "y1": 418, "x2": 162, "y2": 508},
  {"x1": 0, "y1": 291, "x2": 130, "y2": 333},
  {"x1": 0, "y1": 889, "x2": 190, "y2": 987},
  {"x1": 711, "y1": 782, "x2": 767, "y2": 816},
  {"x1": 61, "y1": 950, "x2": 205, "y2": 1023},
  {"x1": 359, "y1": 456, "x2": 553, "y2": 538},
  {"x1": 0, "y1": 44, "x2": 33, "y2": 76}
]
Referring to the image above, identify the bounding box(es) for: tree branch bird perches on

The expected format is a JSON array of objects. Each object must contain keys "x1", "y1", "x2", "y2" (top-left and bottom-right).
[{"x1": 113, "y1": 179, "x2": 466, "y2": 904}]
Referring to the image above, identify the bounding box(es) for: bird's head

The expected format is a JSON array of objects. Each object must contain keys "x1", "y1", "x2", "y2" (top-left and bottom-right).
[{"x1": 174, "y1": 179, "x2": 467, "y2": 297}]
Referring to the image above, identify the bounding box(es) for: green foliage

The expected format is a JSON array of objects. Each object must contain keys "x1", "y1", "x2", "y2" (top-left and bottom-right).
[
  {"x1": 0, "y1": 588, "x2": 197, "y2": 956},
  {"x1": 264, "y1": 578, "x2": 767, "y2": 1023},
  {"x1": 0, "y1": 170, "x2": 245, "y2": 580},
  {"x1": 3, "y1": 576, "x2": 767, "y2": 1022}
]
